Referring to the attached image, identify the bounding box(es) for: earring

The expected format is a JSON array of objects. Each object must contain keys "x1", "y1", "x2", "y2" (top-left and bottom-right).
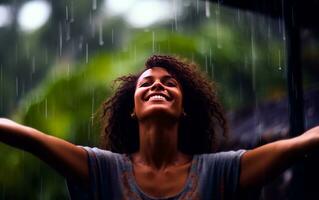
[
  {"x1": 130, "y1": 112, "x2": 136, "y2": 119},
  {"x1": 182, "y1": 111, "x2": 187, "y2": 117}
]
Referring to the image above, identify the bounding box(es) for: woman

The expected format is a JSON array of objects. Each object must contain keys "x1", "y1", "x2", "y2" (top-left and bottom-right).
[{"x1": 0, "y1": 55, "x2": 318, "y2": 200}]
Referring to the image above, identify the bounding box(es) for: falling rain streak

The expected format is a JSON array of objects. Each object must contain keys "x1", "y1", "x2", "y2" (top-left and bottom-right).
[
  {"x1": 251, "y1": 22, "x2": 256, "y2": 91},
  {"x1": 173, "y1": 0, "x2": 178, "y2": 31},
  {"x1": 86, "y1": 43, "x2": 89, "y2": 63},
  {"x1": 0, "y1": 0, "x2": 300, "y2": 198},
  {"x1": 99, "y1": 21, "x2": 104, "y2": 46},
  {"x1": 278, "y1": 50, "x2": 282, "y2": 70},
  {"x1": 65, "y1": 5, "x2": 69, "y2": 21},
  {"x1": 92, "y1": 0, "x2": 97, "y2": 10},
  {"x1": 70, "y1": 1, "x2": 74, "y2": 23},
  {"x1": 205, "y1": 0, "x2": 211, "y2": 18},
  {"x1": 59, "y1": 23, "x2": 63, "y2": 56},
  {"x1": 111, "y1": 29, "x2": 114, "y2": 44}
]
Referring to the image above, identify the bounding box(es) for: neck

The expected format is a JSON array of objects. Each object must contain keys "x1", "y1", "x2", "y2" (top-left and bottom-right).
[{"x1": 133, "y1": 119, "x2": 188, "y2": 170}]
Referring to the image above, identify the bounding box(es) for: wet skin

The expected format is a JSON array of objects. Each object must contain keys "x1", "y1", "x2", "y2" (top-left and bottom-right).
[
  {"x1": 134, "y1": 67, "x2": 183, "y2": 122},
  {"x1": 132, "y1": 67, "x2": 193, "y2": 198}
]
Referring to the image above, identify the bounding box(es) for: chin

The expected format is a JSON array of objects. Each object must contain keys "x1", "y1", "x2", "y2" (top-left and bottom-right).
[{"x1": 140, "y1": 108, "x2": 180, "y2": 121}]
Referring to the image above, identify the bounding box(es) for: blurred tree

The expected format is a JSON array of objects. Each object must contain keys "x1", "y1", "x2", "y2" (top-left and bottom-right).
[{"x1": 0, "y1": 0, "x2": 289, "y2": 198}]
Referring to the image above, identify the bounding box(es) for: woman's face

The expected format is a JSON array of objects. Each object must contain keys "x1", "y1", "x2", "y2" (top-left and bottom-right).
[{"x1": 134, "y1": 67, "x2": 183, "y2": 121}]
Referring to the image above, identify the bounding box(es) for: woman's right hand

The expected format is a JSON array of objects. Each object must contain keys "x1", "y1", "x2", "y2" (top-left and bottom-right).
[{"x1": 0, "y1": 118, "x2": 89, "y2": 185}]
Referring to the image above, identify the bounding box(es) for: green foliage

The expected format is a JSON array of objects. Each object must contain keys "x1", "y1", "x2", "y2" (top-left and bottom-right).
[{"x1": 1, "y1": 2, "x2": 288, "y2": 198}]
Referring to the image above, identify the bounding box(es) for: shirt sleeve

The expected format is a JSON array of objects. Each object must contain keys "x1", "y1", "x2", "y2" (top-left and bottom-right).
[
  {"x1": 66, "y1": 147, "x2": 92, "y2": 200},
  {"x1": 66, "y1": 147, "x2": 119, "y2": 200},
  {"x1": 212, "y1": 150, "x2": 246, "y2": 197},
  {"x1": 199, "y1": 150, "x2": 260, "y2": 200}
]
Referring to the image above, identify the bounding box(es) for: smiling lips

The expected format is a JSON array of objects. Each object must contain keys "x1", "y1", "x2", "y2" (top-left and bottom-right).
[
  {"x1": 149, "y1": 95, "x2": 166, "y2": 101},
  {"x1": 145, "y1": 93, "x2": 171, "y2": 101}
]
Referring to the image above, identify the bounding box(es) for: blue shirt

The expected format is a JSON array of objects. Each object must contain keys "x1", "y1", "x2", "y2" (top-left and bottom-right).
[{"x1": 67, "y1": 147, "x2": 253, "y2": 200}]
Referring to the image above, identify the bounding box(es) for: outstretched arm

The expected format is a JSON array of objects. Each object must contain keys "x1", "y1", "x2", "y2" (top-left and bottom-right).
[
  {"x1": 240, "y1": 126, "x2": 319, "y2": 189},
  {"x1": 0, "y1": 118, "x2": 88, "y2": 185}
]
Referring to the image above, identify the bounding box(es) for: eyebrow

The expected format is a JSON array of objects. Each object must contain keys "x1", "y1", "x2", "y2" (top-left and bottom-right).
[{"x1": 141, "y1": 75, "x2": 175, "y2": 80}]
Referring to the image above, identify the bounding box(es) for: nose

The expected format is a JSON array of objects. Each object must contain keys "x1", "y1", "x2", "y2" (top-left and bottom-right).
[{"x1": 150, "y1": 80, "x2": 164, "y2": 91}]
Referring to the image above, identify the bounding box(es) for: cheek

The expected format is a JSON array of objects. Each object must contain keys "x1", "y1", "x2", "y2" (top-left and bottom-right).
[
  {"x1": 133, "y1": 89, "x2": 144, "y2": 110},
  {"x1": 177, "y1": 91, "x2": 183, "y2": 105}
]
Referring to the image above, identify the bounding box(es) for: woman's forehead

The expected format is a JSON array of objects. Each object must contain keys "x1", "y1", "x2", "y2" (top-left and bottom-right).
[{"x1": 138, "y1": 67, "x2": 172, "y2": 81}]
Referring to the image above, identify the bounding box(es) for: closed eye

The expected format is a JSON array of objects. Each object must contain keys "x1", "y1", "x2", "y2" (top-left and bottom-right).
[
  {"x1": 165, "y1": 81, "x2": 177, "y2": 87},
  {"x1": 140, "y1": 82, "x2": 151, "y2": 87}
]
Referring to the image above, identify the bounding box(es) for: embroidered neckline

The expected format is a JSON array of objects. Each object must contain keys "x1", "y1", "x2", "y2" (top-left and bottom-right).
[{"x1": 122, "y1": 154, "x2": 199, "y2": 200}]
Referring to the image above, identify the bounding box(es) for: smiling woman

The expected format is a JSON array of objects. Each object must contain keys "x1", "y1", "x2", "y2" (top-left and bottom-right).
[
  {"x1": 134, "y1": 67, "x2": 183, "y2": 122},
  {"x1": 100, "y1": 55, "x2": 227, "y2": 154},
  {"x1": 1, "y1": 55, "x2": 319, "y2": 200}
]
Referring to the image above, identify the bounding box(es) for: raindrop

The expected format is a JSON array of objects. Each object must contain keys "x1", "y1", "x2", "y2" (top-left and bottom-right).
[
  {"x1": 79, "y1": 36, "x2": 83, "y2": 50},
  {"x1": 86, "y1": 43, "x2": 89, "y2": 63},
  {"x1": 173, "y1": 0, "x2": 178, "y2": 31},
  {"x1": 281, "y1": 0, "x2": 286, "y2": 41},
  {"x1": 59, "y1": 22, "x2": 63, "y2": 56},
  {"x1": 282, "y1": 27, "x2": 286, "y2": 41},
  {"x1": 250, "y1": 23, "x2": 256, "y2": 90},
  {"x1": 278, "y1": 50, "x2": 282, "y2": 70},
  {"x1": 92, "y1": 0, "x2": 97, "y2": 10},
  {"x1": 205, "y1": 0, "x2": 210, "y2": 18},
  {"x1": 196, "y1": 0, "x2": 199, "y2": 14},
  {"x1": 70, "y1": 1, "x2": 74, "y2": 22},
  {"x1": 111, "y1": 28, "x2": 114, "y2": 44},
  {"x1": 65, "y1": 5, "x2": 69, "y2": 21},
  {"x1": 99, "y1": 21, "x2": 104, "y2": 46}
]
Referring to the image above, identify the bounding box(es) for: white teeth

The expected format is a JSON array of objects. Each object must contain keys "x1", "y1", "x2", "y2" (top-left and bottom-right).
[{"x1": 149, "y1": 95, "x2": 166, "y2": 100}]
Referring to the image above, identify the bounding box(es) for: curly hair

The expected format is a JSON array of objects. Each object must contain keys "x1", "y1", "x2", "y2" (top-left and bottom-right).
[{"x1": 100, "y1": 55, "x2": 227, "y2": 154}]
